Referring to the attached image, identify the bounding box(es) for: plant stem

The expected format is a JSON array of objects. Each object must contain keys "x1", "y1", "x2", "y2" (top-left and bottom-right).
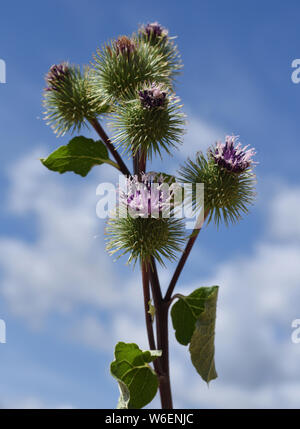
[
  {"x1": 141, "y1": 263, "x2": 156, "y2": 351},
  {"x1": 164, "y1": 210, "x2": 209, "y2": 302},
  {"x1": 139, "y1": 151, "x2": 146, "y2": 173},
  {"x1": 134, "y1": 149, "x2": 173, "y2": 409},
  {"x1": 133, "y1": 149, "x2": 146, "y2": 178},
  {"x1": 149, "y1": 261, "x2": 173, "y2": 409},
  {"x1": 89, "y1": 118, "x2": 131, "y2": 176},
  {"x1": 156, "y1": 303, "x2": 173, "y2": 409},
  {"x1": 133, "y1": 151, "x2": 139, "y2": 176}
]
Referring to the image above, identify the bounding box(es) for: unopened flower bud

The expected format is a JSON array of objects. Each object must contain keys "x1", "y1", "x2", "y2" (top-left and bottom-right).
[
  {"x1": 45, "y1": 63, "x2": 69, "y2": 91},
  {"x1": 115, "y1": 36, "x2": 135, "y2": 56},
  {"x1": 143, "y1": 22, "x2": 168, "y2": 40}
]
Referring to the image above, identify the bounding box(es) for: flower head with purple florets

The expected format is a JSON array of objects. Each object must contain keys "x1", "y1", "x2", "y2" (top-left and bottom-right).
[
  {"x1": 115, "y1": 36, "x2": 136, "y2": 56},
  {"x1": 139, "y1": 83, "x2": 167, "y2": 109},
  {"x1": 107, "y1": 172, "x2": 185, "y2": 266},
  {"x1": 142, "y1": 22, "x2": 169, "y2": 40},
  {"x1": 45, "y1": 63, "x2": 69, "y2": 91},
  {"x1": 211, "y1": 135, "x2": 257, "y2": 173},
  {"x1": 119, "y1": 173, "x2": 173, "y2": 218}
]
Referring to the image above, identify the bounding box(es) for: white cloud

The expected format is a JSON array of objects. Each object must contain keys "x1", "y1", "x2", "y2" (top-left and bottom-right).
[
  {"x1": 268, "y1": 185, "x2": 300, "y2": 241},
  {"x1": 67, "y1": 316, "x2": 113, "y2": 352},
  {"x1": 67, "y1": 309, "x2": 147, "y2": 353},
  {"x1": 178, "y1": 115, "x2": 225, "y2": 158},
  {"x1": 0, "y1": 396, "x2": 73, "y2": 409}
]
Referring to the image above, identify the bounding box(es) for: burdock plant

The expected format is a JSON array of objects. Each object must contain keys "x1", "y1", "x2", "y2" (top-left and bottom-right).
[{"x1": 41, "y1": 22, "x2": 257, "y2": 409}]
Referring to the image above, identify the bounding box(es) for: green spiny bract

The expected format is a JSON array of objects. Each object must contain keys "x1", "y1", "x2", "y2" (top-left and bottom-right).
[
  {"x1": 179, "y1": 150, "x2": 256, "y2": 226},
  {"x1": 110, "y1": 85, "x2": 185, "y2": 159},
  {"x1": 91, "y1": 34, "x2": 181, "y2": 104},
  {"x1": 43, "y1": 63, "x2": 109, "y2": 136},
  {"x1": 106, "y1": 216, "x2": 186, "y2": 267}
]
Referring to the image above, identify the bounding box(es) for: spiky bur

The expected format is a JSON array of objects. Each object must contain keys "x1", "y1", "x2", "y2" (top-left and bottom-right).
[
  {"x1": 179, "y1": 136, "x2": 257, "y2": 226},
  {"x1": 106, "y1": 216, "x2": 185, "y2": 267},
  {"x1": 138, "y1": 22, "x2": 181, "y2": 76},
  {"x1": 91, "y1": 32, "x2": 181, "y2": 104},
  {"x1": 110, "y1": 84, "x2": 185, "y2": 158},
  {"x1": 43, "y1": 63, "x2": 109, "y2": 136},
  {"x1": 106, "y1": 173, "x2": 186, "y2": 266}
]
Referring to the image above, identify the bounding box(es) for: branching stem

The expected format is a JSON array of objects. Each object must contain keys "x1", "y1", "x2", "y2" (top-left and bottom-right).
[
  {"x1": 89, "y1": 117, "x2": 131, "y2": 176},
  {"x1": 164, "y1": 211, "x2": 209, "y2": 303},
  {"x1": 149, "y1": 261, "x2": 173, "y2": 409}
]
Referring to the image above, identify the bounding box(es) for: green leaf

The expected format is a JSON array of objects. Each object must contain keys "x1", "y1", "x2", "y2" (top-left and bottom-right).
[
  {"x1": 189, "y1": 287, "x2": 218, "y2": 383},
  {"x1": 171, "y1": 286, "x2": 217, "y2": 345},
  {"x1": 171, "y1": 286, "x2": 219, "y2": 383},
  {"x1": 110, "y1": 342, "x2": 161, "y2": 409},
  {"x1": 122, "y1": 367, "x2": 159, "y2": 409},
  {"x1": 41, "y1": 136, "x2": 117, "y2": 177}
]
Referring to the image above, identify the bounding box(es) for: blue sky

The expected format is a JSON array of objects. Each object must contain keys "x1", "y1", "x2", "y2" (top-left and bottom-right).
[{"x1": 0, "y1": 0, "x2": 300, "y2": 408}]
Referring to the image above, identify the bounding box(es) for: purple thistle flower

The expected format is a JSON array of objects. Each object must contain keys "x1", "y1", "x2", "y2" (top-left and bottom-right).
[
  {"x1": 45, "y1": 63, "x2": 69, "y2": 91},
  {"x1": 143, "y1": 22, "x2": 168, "y2": 40},
  {"x1": 211, "y1": 136, "x2": 256, "y2": 173},
  {"x1": 139, "y1": 83, "x2": 167, "y2": 109},
  {"x1": 119, "y1": 173, "x2": 172, "y2": 217},
  {"x1": 115, "y1": 36, "x2": 136, "y2": 56}
]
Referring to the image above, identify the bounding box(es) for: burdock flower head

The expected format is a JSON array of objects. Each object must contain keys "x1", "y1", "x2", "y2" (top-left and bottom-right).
[
  {"x1": 211, "y1": 135, "x2": 256, "y2": 173},
  {"x1": 139, "y1": 83, "x2": 167, "y2": 109},
  {"x1": 115, "y1": 36, "x2": 136, "y2": 56},
  {"x1": 106, "y1": 173, "x2": 185, "y2": 266},
  {"x1": 111, "y1": 84, "x2": 185, "y2": 158},
  {"x1": 45, "y1": 62, "x2": 69, "y2": 91},
  {"x1": 142, "y1": 22, "x2": 169, "y2": 40},
  {"x1": 179, "y1": 135, "x2": 257, "y2": 225},
  {"x1": 43, "y1": 63, "x2": 109, "y2": 136},
  {"x1": 120, "y1": 173, "x2": 173, "y2": 218}
]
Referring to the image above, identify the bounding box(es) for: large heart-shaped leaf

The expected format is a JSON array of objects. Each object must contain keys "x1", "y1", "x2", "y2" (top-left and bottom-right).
[{"x1": 41, "y1": 136, "x2": 117, "y2": 177}]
